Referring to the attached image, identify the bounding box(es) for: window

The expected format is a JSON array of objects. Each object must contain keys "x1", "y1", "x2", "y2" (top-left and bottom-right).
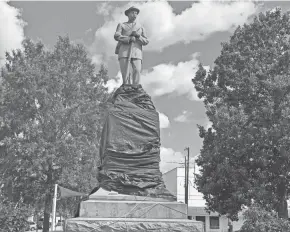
[
  {"x1": 196, "y1": 216, "x2": 206, "y2": 231},
  {"x1": 210, "y1": 216, "x2": 220, "y2": 229}
]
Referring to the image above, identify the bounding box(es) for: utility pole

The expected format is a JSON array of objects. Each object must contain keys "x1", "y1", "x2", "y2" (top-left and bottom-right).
[
  {"x1": 184, "y1": 156, "x2": 188, "y2": 205},
  {"x1": 193, "y1": 159, "x2": 196, "y2": 188},
  {"x1": 184, "y1": 147, "x2": 190, "y2": 205}
]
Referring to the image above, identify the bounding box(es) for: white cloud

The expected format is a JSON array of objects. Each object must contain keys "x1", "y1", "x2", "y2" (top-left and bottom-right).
[
  {"x1": 90, "y1": 1, "x2": 257, "y2": 61},
  {"x1": 91, "y1": 54, "x2": 104, "y2": 67},
  {"x1": 85, "y1": 28, "x2": 92, "y2": 35},
  {"x1": 104, "y1": 71, "x2": 122, "y2": 93},
  {"x1": 105, "y1": 53, "x2": 207, "y2": 101},
  {"x1": 160, "y1": 147, "x2": 184, "y2": 173},
  {"x1": 141, "y1": 53, "x2": 206, "y2": 100},
  {"x1": 0, "y1": 1, "x2": 26, "y2": 66},
  {"x1": 96, "y1": 2, "x2": 114, "y2": 17},
  {"x1": 158, "y1": 112, "x2": 170, "y2": 129},
  {"x1": 205, "y1": 120, "x2": 213, "y2": 130},
  {"x1": 174, "y1": 110, "x2": 192, "y2": 123}
]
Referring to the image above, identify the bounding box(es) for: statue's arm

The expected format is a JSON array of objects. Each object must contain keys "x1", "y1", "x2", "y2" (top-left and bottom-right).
[
  {"x1": 137, "y1": 27, "x2": 149, "y2": 46},
  {"x1": 114, "y1": 23, "x2": 130, "y2": 44}
]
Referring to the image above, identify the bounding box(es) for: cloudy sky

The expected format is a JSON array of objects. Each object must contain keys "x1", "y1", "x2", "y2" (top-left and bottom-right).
[{"x1": 2, "y1": 0, "x2": 290, "y2": 173}]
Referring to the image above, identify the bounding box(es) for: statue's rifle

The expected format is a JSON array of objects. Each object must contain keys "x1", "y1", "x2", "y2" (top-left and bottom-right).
[{"x1": 125, "y1": 40, "x2": 134, "y2": 84}]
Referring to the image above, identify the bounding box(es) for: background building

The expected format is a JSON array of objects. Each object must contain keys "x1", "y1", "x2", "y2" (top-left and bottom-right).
[{"x1": 163, "y1": 167, "x2": 229, "y2": 232}]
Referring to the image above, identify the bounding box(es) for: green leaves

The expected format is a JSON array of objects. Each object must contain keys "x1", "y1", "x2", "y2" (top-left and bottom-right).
[
  {"x1": 0, "y1": 197, "x2": 33, "y2": 232},
  {"x1": 240, "y1": 206, "x2": 290, "y2": 232},
  {"x1": 0, "y1": 36, "x2": 110, "y2": 230},
  {"x1": 193, "y1": 8, "x2": 290, "y2": 219}
]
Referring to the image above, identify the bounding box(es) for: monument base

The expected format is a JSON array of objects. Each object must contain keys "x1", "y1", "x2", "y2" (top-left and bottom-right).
[
  {"x1": 65, "y1": 218, "x2": 204, "y2": 232},
  {"x1": 81, "y1": 188, "x2": 186, "y2": 219},
  {"x1": 65, "y1": 189, "x2": 204, "y2": 232},
  {"x1": 80, "y1": 200, "x2": 187, "y2": 219}
]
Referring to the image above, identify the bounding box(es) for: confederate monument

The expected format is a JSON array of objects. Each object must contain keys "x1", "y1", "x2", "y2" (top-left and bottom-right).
[
  {"x1": 65, "y1": 6, "x2": 204, "y2": 232},
  {"x1": 93, "y1": 6, "x2": 175, "y2": 200}
]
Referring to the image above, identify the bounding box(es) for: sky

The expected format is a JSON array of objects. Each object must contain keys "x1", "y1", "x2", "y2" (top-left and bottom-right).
[{"x1": 2, "y1": 0, "x2": 290, "y2": 173}]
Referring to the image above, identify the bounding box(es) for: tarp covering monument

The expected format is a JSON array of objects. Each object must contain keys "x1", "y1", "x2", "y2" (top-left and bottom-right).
[{"x1": 97, "y1": 84, "x2": 176, "y2": 200}]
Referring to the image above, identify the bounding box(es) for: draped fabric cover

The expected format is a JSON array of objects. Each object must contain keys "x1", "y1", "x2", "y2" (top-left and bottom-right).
[{"x1": 97, "y1": 84, "x2": 176, "y2": 201}]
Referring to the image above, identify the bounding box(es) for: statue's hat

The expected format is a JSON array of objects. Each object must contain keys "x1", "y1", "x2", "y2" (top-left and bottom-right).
[{"x1": 125, "y1": 6, "x2": 140, "y2": 16}]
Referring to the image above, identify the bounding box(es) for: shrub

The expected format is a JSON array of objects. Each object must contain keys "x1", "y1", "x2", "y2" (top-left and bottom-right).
[
  {"x1": 0, "y1": 198, "x2": 32, "y2": 232},
  {"x1": 240, "y1": 206, "x2": 290, "y2": 232}
]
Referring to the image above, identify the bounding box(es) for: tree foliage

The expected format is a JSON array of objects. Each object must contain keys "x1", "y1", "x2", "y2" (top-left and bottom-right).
[
  {"x1": 0, "y1": 197, "x2": 33, "y2": 232},
  {"x1": 0, "y1": 36, "x2": 109, "y2": 231},
  {"x1": 240, "y1": 205, "x2": 290, "y2": 232},
  {"x1": 193, "y1": 8, "x2": 290, "y2": 219}
]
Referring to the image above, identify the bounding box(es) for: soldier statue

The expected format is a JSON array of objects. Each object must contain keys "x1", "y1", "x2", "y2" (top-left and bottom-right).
[
  {"x1": 73, "y1": 8, "x2": 175, "y2": 218},
  {"x1": 114, "y1": 6, "x2": 149, "y2": 85}
]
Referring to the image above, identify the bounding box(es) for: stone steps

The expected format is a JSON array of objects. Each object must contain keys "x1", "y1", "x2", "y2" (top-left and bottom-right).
[{"x1": 65, "y1": 189, "x2": 204, "y2": 232}]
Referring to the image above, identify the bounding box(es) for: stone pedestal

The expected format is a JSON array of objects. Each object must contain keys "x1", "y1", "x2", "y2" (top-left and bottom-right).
[
  {"x1": 66, "y1": 218, "x2": 204, "y2": 232},
  {"x1": 65, "y1": 189, "x2": 204, "y2": 232},
  {"x1": 80, "y1": 200, "x2": 187, "y2": 219}
]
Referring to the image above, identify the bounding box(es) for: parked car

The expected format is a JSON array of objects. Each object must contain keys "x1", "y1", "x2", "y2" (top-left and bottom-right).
[{"x1": 25, "y1": 221, "x2": 37, "y2": 231}]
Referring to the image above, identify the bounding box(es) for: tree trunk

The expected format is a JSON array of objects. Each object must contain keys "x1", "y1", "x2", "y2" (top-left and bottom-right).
[
  {"x1": 277, "y1": 198, "x2": 288, "y2": 219},
  {"x1": 35, "y1": 209, "x2": 39, "y2": 232},
  {"x1": 43, "y1": 193, "x2": 51, "y2": 232},
  {"x1": 277, "y1": 182, "x2": 288, "y2": 219}
]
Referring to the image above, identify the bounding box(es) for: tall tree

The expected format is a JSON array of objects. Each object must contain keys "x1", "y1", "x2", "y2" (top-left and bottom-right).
[
  {"x1": 0, "y1": 36, "x2": 109, "y2": 231},
  {"x1": 193, "y1": 8, "x2": 290, "y2": 219}
]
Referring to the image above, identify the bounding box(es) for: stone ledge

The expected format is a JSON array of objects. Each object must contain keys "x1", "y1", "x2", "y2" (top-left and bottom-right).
[
  {"x1": 89, "y1": 187, "x2": 175, "y2": 202},
  {"x1": 89, "y1": 194, "x2": 174, "y2": 202},
  {"x1": 65, "y1": 218, "x2": 204, "y2": 232}
]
